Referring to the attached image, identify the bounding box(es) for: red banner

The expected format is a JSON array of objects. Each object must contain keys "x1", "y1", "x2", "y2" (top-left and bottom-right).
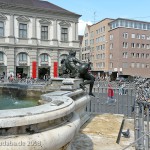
[
  {"x1": 53, "y1": 62, "x2": 58, "y2": 77},
  {"x1": 32, "y1": 61, "x2": 37, "y2": 78}
]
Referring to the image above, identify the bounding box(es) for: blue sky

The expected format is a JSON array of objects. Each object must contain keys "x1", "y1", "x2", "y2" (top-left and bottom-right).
[{"x1": 48, "y1": 0, "x2": 150, "y2": 35}]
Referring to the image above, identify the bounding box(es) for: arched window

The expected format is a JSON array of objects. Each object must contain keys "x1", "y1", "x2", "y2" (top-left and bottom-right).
[
  {"x1": 0, "y1": 21, "x2": 4, "y2": 36},
  {"x1": 41, "y1": 54, "x2": 48, "y2": 62},
  {"x1": 0, "y1": 52, "x2": 3, "y2": 61},
  {"x1": 19, "y1": 53, "x2": 27, "y2": 61}
]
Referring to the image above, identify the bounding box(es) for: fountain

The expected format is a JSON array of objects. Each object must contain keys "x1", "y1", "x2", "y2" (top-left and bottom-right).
[{"x1": 0, "y1": 78, "x2": 90, "y2": 150}]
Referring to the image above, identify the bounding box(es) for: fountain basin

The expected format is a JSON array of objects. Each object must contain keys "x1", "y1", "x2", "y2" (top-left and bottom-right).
[{"x1": 0, "y1": 78, "x2": 90, "y2": 150}]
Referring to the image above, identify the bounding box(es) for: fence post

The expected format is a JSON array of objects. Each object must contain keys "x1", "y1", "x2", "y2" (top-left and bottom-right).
[
  {"x1": 146, "y1": 105, "x2": 150, "y2": 150},
  {"x1": 135, "y1": 102, "x2": 140, "y2": 149}
]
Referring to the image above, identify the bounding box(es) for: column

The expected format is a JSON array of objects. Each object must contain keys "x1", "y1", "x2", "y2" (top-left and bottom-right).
[
  {"x1": 72, "y1": 22, "x2": 75, "y2": 41},
  {"x1": 75, "y1": 23, "x2": 78, "y2": 40},
  {"x1": 52, "y1": 20, "x2": 58, "y2": 41},
  {"x1": 7, "y1": 48, "x2": 15, "y2": 78},
  {"x1": 32, "y1": 17, "x2": 36, "y2": 38},
  {"x1": 8, "y1": 15, "x2": 15, "y2": 43},
  {"x1": 31, "y1": 17, "x2": 37, "y2": 45}
]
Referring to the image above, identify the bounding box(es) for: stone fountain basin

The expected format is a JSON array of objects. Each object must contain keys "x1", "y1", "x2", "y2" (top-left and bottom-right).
[
  {"x1": 0, "y1": 92, "x2": 81, "y2": 150},
  {"x1": 0, "y1": 78, "x2": 90, "y2": 150},
  {"x1": 0, "y1": 96, "x2": 74, "y2": 128}
]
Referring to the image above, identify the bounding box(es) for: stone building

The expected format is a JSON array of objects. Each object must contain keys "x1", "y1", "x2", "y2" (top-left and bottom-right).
[
  {"x1": 0, "y1": 0, "x2": 81, "y2": 79},
  {"x1": 82, "y1": 18, "x2": 150, "y2": 78}
]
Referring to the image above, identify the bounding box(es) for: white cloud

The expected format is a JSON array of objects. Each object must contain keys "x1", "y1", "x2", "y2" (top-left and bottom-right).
[{"x1": 78, "y1": 19, "x2": 92, "y2": 35}]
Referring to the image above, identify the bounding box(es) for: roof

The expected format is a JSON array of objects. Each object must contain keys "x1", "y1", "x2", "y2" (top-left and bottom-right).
[
  {"x1": 109, "y1": 18, "x2": 150, "y2": 24},
  {"x1": 0, "y1": 0, "x2": 81, "y2": 16}
]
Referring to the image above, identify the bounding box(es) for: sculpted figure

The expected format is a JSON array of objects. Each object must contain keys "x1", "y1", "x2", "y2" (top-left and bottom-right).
[{"x1": 61, "y1": 50, "x2": 95, "y2": 97}]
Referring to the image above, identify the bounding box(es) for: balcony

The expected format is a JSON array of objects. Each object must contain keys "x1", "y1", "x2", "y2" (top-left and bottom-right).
[
  {"x1": 41, "y1": 61, "x2": 49, "y2": 66},
  {"x1": 19, "y1": 61, "x2": 27, "y2": 66}
]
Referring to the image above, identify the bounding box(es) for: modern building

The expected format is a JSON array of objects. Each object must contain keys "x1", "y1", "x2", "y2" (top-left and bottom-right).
[
  {"x1": 82, "y1": 18, "x2": 150, "y2": 78},
  {"x1": 0, "y1": 0, "x2": 81, "y2": 79}
]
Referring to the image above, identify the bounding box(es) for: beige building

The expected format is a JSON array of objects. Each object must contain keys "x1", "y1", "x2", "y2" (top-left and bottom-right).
[
  {"x1": 82, "y1": 18, "x2": 150, "y2": 78},
  {"x1": 0, "y1": 0, "x2": 81, "y2": 79}
]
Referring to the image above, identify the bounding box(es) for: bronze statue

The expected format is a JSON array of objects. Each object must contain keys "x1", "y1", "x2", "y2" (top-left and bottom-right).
[{"x1": 60, "y1": 50, "x2": 95, "y2": 97}]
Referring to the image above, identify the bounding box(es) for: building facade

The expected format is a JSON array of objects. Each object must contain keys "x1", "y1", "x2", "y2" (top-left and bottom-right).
[
  {"x1": 0, "y1": 0, "x2": 81, "y2": 79},
  {"x1": 82, "y1": 18, "x2": 150, "y2": 78}
]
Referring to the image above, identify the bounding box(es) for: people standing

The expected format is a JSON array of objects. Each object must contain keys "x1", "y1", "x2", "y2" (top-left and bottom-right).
[
  {"x1": 106, "y1": 82, "x2": 116, "y2": 104},
  {"x1": 118, "y1": 81, "x2": 123, "y2": 95}
]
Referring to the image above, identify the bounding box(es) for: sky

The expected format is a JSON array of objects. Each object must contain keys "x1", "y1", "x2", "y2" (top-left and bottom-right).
[{"x1": 47, "y1": 0, "x2": 150, "y2": 35}]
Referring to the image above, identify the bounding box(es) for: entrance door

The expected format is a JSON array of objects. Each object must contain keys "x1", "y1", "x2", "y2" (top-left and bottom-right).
[
  {"x1": 16, "y1": 67, "x2": 23, "y2": 77},
  {"x1": 38, "y1": 68, "x2": 50, "y2": 79}
]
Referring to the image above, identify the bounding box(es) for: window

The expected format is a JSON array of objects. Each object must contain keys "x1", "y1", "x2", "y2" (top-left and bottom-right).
[
  {"x1": 110, "y1": 62, "x2": 113, "y2": 68},
  {"x1": 85, "y1": 33, "x2": 88, "y2": 37},
  {"x1": 110, "y1": 53, "x2": 113, "y2": 59},
  {"x1": 141, "y1": 35, "x2": 145, "y2": 39},
  {"x1": 123, "y1": 52, "x2": 128, "y2": 58},
  {"x1": 136, "y1": 63, "x2": 140, "y2": 68},
  {"x1": 103, "y1": 26, "x2": 105, "y2": 32},
  {"x1": 141, "y1": 53, "x2": 145, "y2": 58},
  {"x1": 41, "y1": 26, "x2": 48, "y2": 40},
  {"x1": 136, "y1": 53, "x2": 140, "y2": 58},
  {"x1": 123, "y1": 63, "x2": 128, "y2": 68},
  {"x1": 141, "y1": 64, "x2": 145, "y2": 68},
  {"x1": 131, "y1": 34, "x2": 135, "y2": 38},
  {"x1": 146, "y1": 64, "x2": 149, "y2": 68},
  {"x1": 19, "y1": 23, "x2": 27, "y2": 38},
  {"x1": 136, "y1": 34, "x2": 140, "y2": 39},
  {"x1": 19, "y1": 53, "x2": 27, "y2": 61},
  {"x1": 146, "y1": 44, "x2": 150, "y2": 49},
  {"x1": 85, "y1": 39, "x2": 88, "y2": 46},
  {"x1": 110, "y1": 34, "x2": 113, "y2": 40},
  {"x1": 129, "y1": 22, "x2": 133, "y2": 28},
  {"x1": 0, "y1": 52, "x2": 3, "y2": 61},
  {"x1": 146, "y1": 54, "x2": 149, "y2": 59},
  {"x1": 147, "y1": 36, "x2": 150, "y2": 40},
  {"x1": 41, "y1": 54, "x2": 48, "y2": 62},
  {"x1": 102, "y1": 53, "x2": 105, "y2": 59},
  {"x1": 110, "y1": 43, "x2": 113, "y2": 49},
  {"x1": 123, "y1": 42, "x2": 128, "y2": 48},
  {"x1": 143, "y1": 24, "x2": 146, "y2": 30},
  {"x1": 61, "y1": 28, "x2": 68, "y2": 42},
  {"x1": 131, "y1": 43, "x2": 135, "y2": 48},
  {"x1": 131, "y1": 53, "x2": 135, "y2": 58},
  {"x1": 123, "y1": 33, "x2": 128, "y2": 39},
  {"x1": 131, "y1": 63, "x2": 135, "y2": 68},
  {"x1": 141, "y1": 44, "x2": 145, "y2": 49},
  {"x1": 90, "y1": 31, "x2": 94, "y2": 38},
  {"x1": 136, "y1": 43, "x2": 140, "y2": 48},
  {"x1": 0, "y1": 21, "x2": 4, "y2": 36}
]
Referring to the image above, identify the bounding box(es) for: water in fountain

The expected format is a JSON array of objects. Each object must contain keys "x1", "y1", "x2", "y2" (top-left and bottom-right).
[
  {"x1": 5, "y1": 84, "x2": 19, "y2": 104},
  {"x1": 0, "y1": 94, "x2": 38, "y2": 110}
]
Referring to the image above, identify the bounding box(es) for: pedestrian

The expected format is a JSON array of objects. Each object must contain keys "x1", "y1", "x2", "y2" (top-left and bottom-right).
[
  {"x1": 118, "y1": 82, "x2": 123, "y2": 95},
  {"x1": 106, "y1": 82, "x2": 116, "y2": 104}
]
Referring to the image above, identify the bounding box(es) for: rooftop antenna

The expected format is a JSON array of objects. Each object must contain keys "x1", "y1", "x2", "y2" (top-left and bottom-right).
[{"x1": 94, "y1": 11, "x2": 96, "y2": 24}]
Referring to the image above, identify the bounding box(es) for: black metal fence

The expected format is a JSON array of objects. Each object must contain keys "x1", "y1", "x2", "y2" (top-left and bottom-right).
[{"x1": 86, "y1": 86, "x2": 135, "y2": 117}]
